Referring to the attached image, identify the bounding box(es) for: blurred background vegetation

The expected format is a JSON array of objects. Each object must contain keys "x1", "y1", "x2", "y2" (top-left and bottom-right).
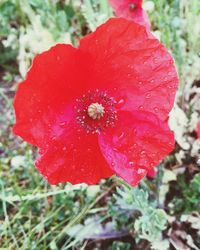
[{"x1": 0, "y1": 0, "x2": 200, "y2": 249}]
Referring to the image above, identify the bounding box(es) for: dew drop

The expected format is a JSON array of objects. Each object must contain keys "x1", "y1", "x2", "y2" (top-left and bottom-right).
[
  {"x1": 137, "y1": 169, "x2": 146, "y2": 174},
  {"x1": 145, "y1": 93, "x2": 151, "y2": 99},
  {"x1": 116, "y1": 98, "x2": 125, "y2": 108},
  {"x1": 129, "y1": 161, "x2": 134, "y2": 167},
  {"x1": 129, "y1": 3, "x2": 136, "y2": 11},
  {"x1": 113, "y1": 148, "x2": 118, "y2": 152},
  {"x1": 154, "y1": 107, "x2": 159, "y2": 113},
  {"x1": 168, "y1": 84, "x2": 176, "y2": 89},
  {"x1": 62, "y1": 146, "x2": 67, "y2": 151},
  {"x1": 163, "y1": 77, "x2": 168, "y2": 82},
  {"x1": 60, "y1": 121, "x2": 66, "y2": 127},
  {"x1": 138, "y1": 105, "x2": 144, "y2": 110},
  {"x1": 153, "y1": 57, "x2": 159, "y2": 64},
  {"x1": 128, "y1": 64, "x2": 134, "y2": 69},
  {"x1": 118, "y1": 132, "x2": 125, "y2": 139}
]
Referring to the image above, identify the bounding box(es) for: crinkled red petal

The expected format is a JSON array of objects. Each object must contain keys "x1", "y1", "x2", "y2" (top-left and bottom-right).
[
  {"x1": 14, "y1": 44, "x2": 90, "y2": 147},
  {"x1": 79, "y1": 18, "x2": 178, "y2": 121},
  {"x1": 98, "y1": 111, "x2": 174, "y2": 186},
  {"x1": 35, "y1": 122, "x2": 114, "y2": 185}
]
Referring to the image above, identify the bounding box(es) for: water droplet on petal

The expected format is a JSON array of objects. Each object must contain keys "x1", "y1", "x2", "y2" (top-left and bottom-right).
[
  {"x1": 116, "y1": 98, "x2": 125, "y2": 108},
  {"x1": 145, "y1": 93, "x2": 151, "y2": 99},
  {"x1": 111, "y1": 162, "x2": 115, "y2": 167},
  {"x1": 118, "y1": 132, "x2": 125, "y2": 139},
  {"x1": 153, "y1": 57, "x2": 158, "y2": 64},
  {"x1": 154, "y1": 107, "x2": 159, "y2": 113},
  {"x1": 113, "y1": 148, "x2": 118, "y2": 152},
  {"x1": 139, "y1": 105, "x2": 144, "y2": 110},
  {"x1": 163, "y1": 77, "x2": 168, "y2": 82},
  {"x1": 129, "y1": 161, "x2": 134, "y2": 167},
  {"x1": 137, "y1": 169, "x2": 146, "y2": 174},
  {"x1": 60, "y1": 122, "x2": 66, "y2": 127}
]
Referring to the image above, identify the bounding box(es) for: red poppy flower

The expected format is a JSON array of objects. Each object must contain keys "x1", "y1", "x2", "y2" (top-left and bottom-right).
[
  {"x1": 109, "y1": 0, "x2": 150, "y2": 29},
  {"x1": 14, "y1": 18, "x2": 178, "y2": 186}
]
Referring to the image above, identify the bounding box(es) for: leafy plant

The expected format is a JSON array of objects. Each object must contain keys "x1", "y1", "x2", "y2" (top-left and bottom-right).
[
  {"x1": 171, "y1": 173, "x2": 200, "y2": 214},
  {"x1": 109, "y1": 184, "x2": 169, "y2": 250},
  {"x1": 81, "y1": 0, "x2": 113, "y2": 31}
]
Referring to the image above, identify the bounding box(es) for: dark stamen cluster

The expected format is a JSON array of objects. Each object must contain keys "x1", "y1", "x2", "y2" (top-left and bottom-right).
[{"x1": 74, "y1": 89, "x2": 118, "y2": 134}]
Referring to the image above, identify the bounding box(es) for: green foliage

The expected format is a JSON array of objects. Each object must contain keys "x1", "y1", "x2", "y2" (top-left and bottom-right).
[
  {"x1": 81, "y1": 0, "x2": 113, "y2": 31},
  {"x1": 108, "y1": 241, "x2": 131, "y2": 250},
  {"x1": 151, "y1": 0, "x2": 200, "y2": 85},
  {"x1": 109, "y1": 185, "x2": 169, "y2": 249},
  {"x1": 0, "y1": 0, "x2": 76, "y2": 75},
  {"x1": 171, "y1": 173, "x2": 200, "y2": 214}
]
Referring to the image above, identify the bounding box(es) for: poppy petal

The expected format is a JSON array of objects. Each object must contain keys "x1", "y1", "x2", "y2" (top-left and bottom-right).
[
  {"x1": 79, "y1": 18, "x2": 178, "y2": 121},
  {"x1": 14, "y1": 44, "x2": 88, "y2": 147},
  {"x1": 36, "y1": 123, "x2": 114, "y2": 185},
  {"x1": 98, "y1": 111, "x2": 174, "y2": 185}
]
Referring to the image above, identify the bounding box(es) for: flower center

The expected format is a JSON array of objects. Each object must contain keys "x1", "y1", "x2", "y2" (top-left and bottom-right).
[
  {"x1": 87, "y1": 103, "x2": 105, "y2": 120},
  {"x1": 75, "y1": 89, "x2": 117, "y2": 134},
  {"x1": 129, "y1": 3, "x2": 136, "y2": 11}
]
